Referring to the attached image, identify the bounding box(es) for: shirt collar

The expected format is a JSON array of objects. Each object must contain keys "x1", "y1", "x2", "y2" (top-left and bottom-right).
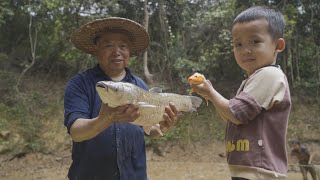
[{"x1": 94, "y1": 64, "x2": 135, "y2": 82}]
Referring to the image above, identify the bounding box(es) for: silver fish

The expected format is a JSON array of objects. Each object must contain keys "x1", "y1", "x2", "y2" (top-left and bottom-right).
[{"x1": 96, "y1": 81, "x2": 202, "y2": 126}]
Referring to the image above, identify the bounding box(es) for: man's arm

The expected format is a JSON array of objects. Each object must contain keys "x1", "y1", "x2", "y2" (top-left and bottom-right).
[{"x1": 70, "y1": 103, "x2": 140, "y2": 142}]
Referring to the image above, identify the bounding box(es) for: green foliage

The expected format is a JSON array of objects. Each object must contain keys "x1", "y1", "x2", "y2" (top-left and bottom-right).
[
  {"x1": 0, "y1": 1, "x2": 14, "y2": 26},
  {"x1": 0, "y1": 0, "x2": 318, "y2": 89},
  {"x1": 174, "y1": 104, "x2": 226, "y2": 143},
  {"x1": 173, "y1": 57, "x2": 207, "y2": 83},
  {"x1": 127, "y1": 56, "x2": 146, "y2": 79}
]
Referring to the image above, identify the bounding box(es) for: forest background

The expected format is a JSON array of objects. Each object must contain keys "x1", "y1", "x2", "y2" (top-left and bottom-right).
[{"x1": 0, "y1": 0, "x2": 319, "y2": 160}]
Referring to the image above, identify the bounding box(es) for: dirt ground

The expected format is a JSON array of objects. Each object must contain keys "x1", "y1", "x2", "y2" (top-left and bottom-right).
[{"x1": 0, "y1": 141, "x2": 315, "y2": 180}]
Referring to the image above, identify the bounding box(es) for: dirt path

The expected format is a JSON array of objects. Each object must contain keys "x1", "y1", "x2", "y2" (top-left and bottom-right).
[{"x1": 0, "y1": 142, "x2": 310, "y2": 180}]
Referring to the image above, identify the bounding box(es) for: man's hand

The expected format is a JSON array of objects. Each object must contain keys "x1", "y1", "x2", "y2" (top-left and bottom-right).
[
  {"x1": 159, "y1": 102, "x2": 178, "y2": 133},
  {"x1": 144, "y1": 102, "x2": 179, "y2": 137}
]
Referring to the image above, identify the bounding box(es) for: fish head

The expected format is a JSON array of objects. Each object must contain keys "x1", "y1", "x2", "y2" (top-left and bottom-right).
[
  {"x1": 188, "y1": 73, "x2": 206, "y2": 85},
  {"x1": 96, "y1": 81, "x2": 136, "y2": 107}
]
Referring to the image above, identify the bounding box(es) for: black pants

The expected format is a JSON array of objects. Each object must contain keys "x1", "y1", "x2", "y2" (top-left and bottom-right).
[{"x1": 232, "y1": 177, "x2": 249, "y2": 180}]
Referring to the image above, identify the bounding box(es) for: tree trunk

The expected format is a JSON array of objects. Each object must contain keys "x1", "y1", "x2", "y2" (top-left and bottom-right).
[
  {"x1": 15, "y1": 1, "x2": 37, "y2": 94},
  {"x1": 158, "y1": 0, "x2": 171, "y2": 83},
  {"x1": 294, "y1": 31, "x2": 300, "y2": 82},
  {"x1": 143, "y1": 0, "x2": 154, "y2": 84},
  {"x1": 288, "y1": 41, "x2": 294, "y2": 87}
]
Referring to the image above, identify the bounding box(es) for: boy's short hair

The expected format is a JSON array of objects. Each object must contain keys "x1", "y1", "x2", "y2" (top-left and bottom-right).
[{"x1": 233, "y1": 6, "x2": 285, "y2": 40}]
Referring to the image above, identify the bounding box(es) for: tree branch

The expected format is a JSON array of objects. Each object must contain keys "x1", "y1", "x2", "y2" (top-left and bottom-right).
[{"x1": 15, "y1": 1, "x2": 37, "y2": 94}]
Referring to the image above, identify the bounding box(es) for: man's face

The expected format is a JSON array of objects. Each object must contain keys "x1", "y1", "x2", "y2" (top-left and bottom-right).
[
  {"x1": 95, "y1": 32, "x2": 132, "y2": 76},
  {"x1": 232, "y1": 19, "x2": 281, "y2": 76}
]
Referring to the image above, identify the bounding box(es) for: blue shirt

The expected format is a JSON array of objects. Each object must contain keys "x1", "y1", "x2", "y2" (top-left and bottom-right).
[{"x1": 64, "y1": 65, "x2": 149, "y2": 180}]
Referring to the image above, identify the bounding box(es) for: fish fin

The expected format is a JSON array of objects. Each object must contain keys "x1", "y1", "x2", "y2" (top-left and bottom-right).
[
  {"x1": 143, "y1": 123, "x2": 163, "y2": 136},
  {"x1": 205, "y1": 98, "x2": 209, "y2": 106},
  {"x1": 143, "y1": 124, "x2": 163, "y2": 136},
  {"x1": 136, "y1": 102, "x2": 157, "y2": 108},
  {"x1": 143, "y1": 126, "x2": 152, "y2": 135},
  {"x1": 149, "y1": 87, "x2": 163, "y2": 93},
  {"x1": 154, "y1": 124, "x2": 163, "y2": 136},
  {"x1": 189, "y1": 107, "x2": 197, "y2": 113}
]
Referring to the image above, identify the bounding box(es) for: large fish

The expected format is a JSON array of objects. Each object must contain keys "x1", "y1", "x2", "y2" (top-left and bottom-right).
[{"x1": 96, "y1": 81, "x2": 203, "y2": 126}]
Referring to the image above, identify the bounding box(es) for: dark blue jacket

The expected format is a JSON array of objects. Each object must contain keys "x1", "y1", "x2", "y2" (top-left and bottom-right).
[{"x1": 64, "y1": 65, "x2": 148, "y2": 180}]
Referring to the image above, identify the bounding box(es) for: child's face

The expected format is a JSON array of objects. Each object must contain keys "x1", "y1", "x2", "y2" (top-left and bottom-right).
[{"x1": 232, "y1": 19, "x2": 283, "y2": 75}]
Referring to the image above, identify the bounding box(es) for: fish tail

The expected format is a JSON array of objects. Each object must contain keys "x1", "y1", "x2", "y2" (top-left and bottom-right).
[{"x1": 189, "y1": 96, "x2": 202, "y2": 109}]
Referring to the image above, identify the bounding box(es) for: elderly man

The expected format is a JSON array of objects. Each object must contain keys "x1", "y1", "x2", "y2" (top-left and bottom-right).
[{"x1": 64, "y1": 17, "x2": 178, "y2": 180}]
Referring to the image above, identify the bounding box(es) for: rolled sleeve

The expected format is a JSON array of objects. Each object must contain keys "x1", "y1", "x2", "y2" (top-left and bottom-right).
[
  {"x1": 229, "y1": 92, "x2": 262, "y2": 124},
  {"x1": 64, "y1": 76, "x2": 91, "y2": 133},
  {"x1": 64, "y1": 112, "x2": 90, "y2": 133}
]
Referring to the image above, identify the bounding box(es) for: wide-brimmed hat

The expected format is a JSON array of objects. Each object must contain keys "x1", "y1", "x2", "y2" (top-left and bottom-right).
[{"x1": 71, "y1": 17, "x2": 149, "y2": 56}]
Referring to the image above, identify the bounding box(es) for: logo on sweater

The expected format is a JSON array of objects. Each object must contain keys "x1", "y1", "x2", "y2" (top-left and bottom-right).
[{"x1": 226, "y1": 139, "x2": 250, "y2": 152}]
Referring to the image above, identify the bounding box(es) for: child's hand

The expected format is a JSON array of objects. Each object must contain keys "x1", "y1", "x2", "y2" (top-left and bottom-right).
[
  {"x1": 188, "y1": 73, "x2": 206, "y2": 95},
  {"x1": 188, "y1": 73, "x2": 212, "y2": 105},
  {"x1": 190, "y1": 79, "x2": 213, "y2": 98}
]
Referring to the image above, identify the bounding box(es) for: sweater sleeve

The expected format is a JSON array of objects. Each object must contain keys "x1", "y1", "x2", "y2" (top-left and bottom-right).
[{"x1": 229, "y1": 92, "x2": 262, "y2": 124}]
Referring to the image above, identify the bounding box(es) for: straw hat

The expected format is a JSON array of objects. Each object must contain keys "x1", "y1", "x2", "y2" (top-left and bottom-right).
[{"x1": 71, "y1": 17, "x2": 149, "y2": 56}]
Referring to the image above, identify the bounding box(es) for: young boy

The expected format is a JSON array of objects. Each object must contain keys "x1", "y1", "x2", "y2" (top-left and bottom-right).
[{"x1": 190, "y1": 6, "x2": 291, "y2": 180}]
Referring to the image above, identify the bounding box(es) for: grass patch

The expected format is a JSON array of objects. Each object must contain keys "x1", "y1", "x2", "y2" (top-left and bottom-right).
[{"x1": 0, "y1": 89, "x2": 65, "y2": 154}]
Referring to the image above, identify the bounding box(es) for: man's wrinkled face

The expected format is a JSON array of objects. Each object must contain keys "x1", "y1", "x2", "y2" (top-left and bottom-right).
[{"x1": 94, "y1": 32, "x2": 132, "y2": 76}]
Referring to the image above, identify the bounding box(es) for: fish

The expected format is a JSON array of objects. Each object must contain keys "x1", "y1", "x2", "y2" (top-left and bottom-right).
[
  {"x1": 96, "y1": 81, "x2": 203, "y2": 126},
  {"x1": 188, "y1": 73, "x2": 208, "y2": 105}
]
